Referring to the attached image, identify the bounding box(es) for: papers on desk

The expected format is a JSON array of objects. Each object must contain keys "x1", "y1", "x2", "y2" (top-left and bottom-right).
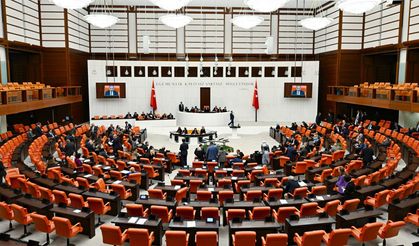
[
  {"x1": 127, "y1": 161, "x2": 136, "y2": 165},
  {"x1": 103, "y1": 166, "x2": 111, "y2": 170},
  {"x1": 137, "y1": 218, "x2": 147, "y2": 225},
  {"x1": 128, "y1": 217, "x2": 139, "y2": 223},
  {"x1": 174, "y1": 185, "x2": 181, "y2": 190},
  {"x1": 231, "y1": 177, "x2": 237, "y2": 181},
  {"x1": 79, "y1": 158, "x2": 85, "y2": 161},
  {"x1": 109, "y1": 155, "x2": 115, "y2": 159},
  {"x1": 73, "y1": 209, "x2": 81, "y2": 214},
  {"x1": 224, "y1": 168, "x2": 233, "y2": 172},
  {"x1": 186, "y1": 221, "x2": 196, "y2": 228},
  {"x1": 316, "y1": 196, "x2": 324, "y2": 201},
  {"x1": 113, "y1": 180, "x2": 122, "y2": 184},
  {"x1": 280, "y1": 199, "x2": 288, "y2": 204},
  {"x1": 208, "y1": 188, "x2": 215, "y2": 192},
  {"x1": 254, "y1": 166, "x2": 263, "y2": 170},
  {"x1": 121, "y1": 170, "x2": 130, "y2": 175},
  {"x1": 298, "y1": 181, "x2": 307, "y2": 187},
  {"x1": 84, "y1": 174, "x2": 92, "y2": 178},
  {"x1": 83, "y1": 159, "x2": 91, "y2": 163}
]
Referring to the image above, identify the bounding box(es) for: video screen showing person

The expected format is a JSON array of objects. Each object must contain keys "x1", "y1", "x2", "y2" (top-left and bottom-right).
[
  {"x1": 104, "y1": 85, "x2": 121, "y2": 98},
  {"x1": 291, "y1": 85, "x2": 307, "y2": 97}
]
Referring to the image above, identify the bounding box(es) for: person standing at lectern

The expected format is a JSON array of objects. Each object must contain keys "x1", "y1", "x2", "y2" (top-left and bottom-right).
[
  {"x1": 179, "y1": 102, "x2": 184, "y2": 112},
  {"x1": 179, "y1": 139, "x2": 189, "y2": 166},
  {"x1": 228, "y1": 111, "x2": 235, "y2": 127}
]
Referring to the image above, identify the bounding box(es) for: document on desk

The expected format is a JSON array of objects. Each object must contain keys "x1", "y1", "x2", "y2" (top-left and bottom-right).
[
  {"x1": 298, "y1": 181, "x2": 307, "y2": 187},
  {"x1": 224, "y1": 168, "x2": 233, "y2": 172},
  {"x1": 128, "y1": 217, "x2": 139, "y2": 223},
  {"x1": 73, "y1": 209, "x2": 81, "y2": 214},
  {"x1": 113, "y1": 180, "x2": 122, "y2": 184},
  {"x1": 208, "y1": 188, "x2": 215, "y2": 192},
  {"x1": 83, "y1": 159, "x2": 91, "y2": 163},
  {"x1": 316, "y1": 196, "x2": 324, "y2": 201},
  {"x1": 121, "y1": 170, "x2": 130, "y2": 174},
  {"x1": 84, "y1": 174, "x2": 92, "y2": 178},
  {"x1": 137, "y1": 218, "x2": 147, "y2": 225},
  {"x1": 280, "y1": 199, "x2": 288, "y2": 204},
  {"x1": 174, "y1": 185, "x2": 181, "y2": 190},
  {"x1": 186, "y1": 221, "x2": 196, "y2": 227},
  {"x1": 231, "y1": 177, "x2": 237, "y2": 180}
]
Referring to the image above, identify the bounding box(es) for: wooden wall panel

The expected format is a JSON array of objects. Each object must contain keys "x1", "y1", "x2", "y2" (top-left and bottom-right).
[
  {"x1": 338, "y1": 51, "x2": 362, "y2": 85},
  {"x1": 318, "y1": 52, "x2": 337, "y2": 114},
  {"x1": 41, "y1": 48, "x2": 67, "y2": 86},
  {"x1": 406, "y1": 49, "x2": 419, "y2": 82}
]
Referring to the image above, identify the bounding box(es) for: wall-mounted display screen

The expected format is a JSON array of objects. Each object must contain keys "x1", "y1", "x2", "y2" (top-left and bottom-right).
[
  {"x1": 284, "y1": 83, "x2": 313, "y2": 98},
  {"x1": 96, "y1": 83, "x2": 126, "y2": 98}
]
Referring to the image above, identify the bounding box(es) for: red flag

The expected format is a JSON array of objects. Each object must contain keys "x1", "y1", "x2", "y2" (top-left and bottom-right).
[
  {"x1": 252, "y1": 81, "x2": 259, "y2": 110},
  {"x1": 150, "y1": 80, "x2": 157, "y2": 110}
]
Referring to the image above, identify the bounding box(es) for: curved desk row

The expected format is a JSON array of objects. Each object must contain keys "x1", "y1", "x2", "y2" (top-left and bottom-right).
[{"x1": 170, "y1": 131, "x2": 218, "y2": 144}]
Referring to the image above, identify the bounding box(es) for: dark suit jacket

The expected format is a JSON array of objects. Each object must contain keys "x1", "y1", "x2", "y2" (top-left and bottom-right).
[
  {"x1": 343, "y1": 181, "x2": 356, "y2": 199},
  {"x1": 64, "y1": 142, "x2": 76, "y2": 156},
  {"x1": 180, "y1": 143, "x2": 189, "y2": 156},
  {"x1": 362, "y1": 147, "x2": 374, "y2": 165},
  {"x1": 284, "y1": 180, "x2": 300, "y2": 194}
]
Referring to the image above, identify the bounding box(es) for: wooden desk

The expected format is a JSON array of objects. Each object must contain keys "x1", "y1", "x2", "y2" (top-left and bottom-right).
[
  {"x1": 354, "y1": 185, "x2": 385, "y2": 202},
  {"x1": 105, "y1": 179, "x2": 139, "y2": 201},
  {"x1": 0, "y1": 185, "x2": 23, "y2": 201},
  {"x1": 135, "y1": 198, "x2": 177, "y2": 210},
  {"x1": 285, "y1": 217, "x2": 335, "y2": 244},
  {"x1": 265, "y1": 198, "x2": 306, "y2": 210},
  {"x1": 325, "y1": 177, "x2": 338, "y2": 193},
  {"x1": 330, "y1": 159, "x2": 350, "y2": 168},
  {"x1": 55, "y1": 184, "x2": 85, "y2": 195},
  {"x1": 140, "y1": 164, "x2": 164, "y2": 181},
  {"x1": 82, "y1": 191, "x2": 121, "y2": 216},
  {"x1": 112, "y1": 217, "x2": 163, "y2": 245},
  {"x1": 254, "y1": 174, "x2": 285, "y2": 185},
  {"x1": 336, "y1": 209, "x2": 383, "y2": 228},
  {"x1": 351, "y1": 168, "x2": 373, "y2": 178},
  {"x1": 51, "y1": 206, "x2": 95, "y2": 238},
  {"x1": 32, "y1": 177, "x2": 58, "y2": 190},
  {"x1": 15, "y1": 197, "x2": 54, "y2": 219},
  {"x1": 228, "y1": 220, "x2": 280, "y2": 246},
  {"x1": 177, "y1": 201, "x2": 220, "y2": 219},
  {"x1": 381, "y1": 177, "x2": 404, "y2": 189},
  {"x1": 156, "y1": 184, "x2": 182, "y2": 198},
  {"x1": 305, "y1": 194, "x2": 343, "y2": 207},
  {"x1": 169, "y1": 220, "x2": 219, "y2": 246},
  {"x1": 305, "y1": 166, "x2": 329, "y2": 182},
  {"x1": 388, "y1": 197, "x2": 419, "y2": 221},
  {"x1": 223, "y1": 201, "x2": 266, "y2": 225},
  {"x1": 174, "y1": 175, "x2": 206, "y2": 183}
]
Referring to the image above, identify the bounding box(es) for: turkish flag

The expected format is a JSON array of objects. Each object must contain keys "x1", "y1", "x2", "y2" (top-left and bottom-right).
[
  {"x1": 150, "y1": 80, "x2": 157, "y2": 110},
  {"x1": 252, "y1": 81, "x2": 259, "y2": 110}
]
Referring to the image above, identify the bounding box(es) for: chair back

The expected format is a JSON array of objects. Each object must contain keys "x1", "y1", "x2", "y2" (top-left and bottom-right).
[
  {"x1": 293, "y1": 187, "x2": 308, "y2": 198},
  {"x1": 375, "y1": 190, "x2": 391, "y2": 207},
  {"x1": 301, "y1": 230, "x2": 325, "y2": 245},
  {"x1": 31, "y1": 213, "x2": 54, "y2": 233},
  {"x1": 245, "y1": 190, "x2": 262, "y2": 201},
  {"x1": 69, "y1": 194, "x2": 86, "y2": 209},
  {"x1": 175, "y1": 187, "x2": 189, "y2": 202},
  {"x1": 276, "y1": 207, "x2": 298, "y2": 223},
  {"x1": 201, "y1": 207, "x2": 219, "y2": 220},
  {"x1": 189, "y1": 180, "x2": 202, "y2": 193},
  {"x1": 52, "y1": 217, "x2": 73, "y2": 238},
  {"x1": 323, "y1": 200, "x2": 340, "y2": 217},
  {"x1": 266, "y1": 188, "x2": 283, "y2": 200},
  {"x1": 326, "y1": 229, "x2": 352, "y2": 246},
  {"x1": 126, "y1": 228, "x2": 153, "y2": 246},
  {"x1": 87, "y1": 197, "x2": 105, "y2": 214},
  {"x1": 166, "y1": 231, "x2": 188, "y2": 246},
  {"x1": 128, "y1": 173, "x2": 141, "y2": 184},
  {"x1": 196, "y1": 231, "x2": 217, "y2": 246},
  {"x1": 100, "y1": 225, "x2": 124, "y2": 245},
  {"x1": 176, "y1": 206, "x2": 195, "y2": 220},
  {"x1": 251, "y1": 207, "x2": 271, "y2": 220},
  {"x1": 234, "y1": 231, "x2": 256, "y2": 246},
  {"x1": 359, "y1": 222, "x2": 384, "y2": 241},
  {"x1": 196, "y1": 191, "x2": 212, "y2": 201},
  {"x1": 126, "y1": 204, "x2": 146, "y2": 217},
  {"x1": 218, "y1": 191, "x2": 234, "y2": 205},
  {"x1": 151, "y1": 205, "x2": 171, "y2": 223},
  {"x1": 94, "y1": 178, "x2": 107, "y2": 192},
  {"x1": 342, "y1": 198, "x2": 360, "y2": 212},
  {"x1": 265, "y1": 234, "x2": 288, "y2": 246},
  {"x1": 379, "y1": 221, "x2": 405, "y2": 239},
  {"x1": 52, "y1": 190, "x2": 69, "y2": 205},
  {"x1": 311, "y1": 186, "x2": 327, "y2": 195},
  {"x1": 0, "y1": 202, "x2": 14, "y2": 220},
  {"x1": 300, "y1": 202, "x2": 318, "y2": 217}
]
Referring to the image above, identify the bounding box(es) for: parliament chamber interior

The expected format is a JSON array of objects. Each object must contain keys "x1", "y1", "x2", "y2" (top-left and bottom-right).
[{"x1": 0, "y1": 0, "x2": 419, "y2": 245}]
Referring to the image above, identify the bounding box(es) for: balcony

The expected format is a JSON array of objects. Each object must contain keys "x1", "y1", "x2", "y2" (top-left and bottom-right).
[
  {"x1": 0, "y1": 86, "x2": 82, "y2": 115},
  {"x1": 327, "y1": 86, "x2": 419, "y2": 112}
]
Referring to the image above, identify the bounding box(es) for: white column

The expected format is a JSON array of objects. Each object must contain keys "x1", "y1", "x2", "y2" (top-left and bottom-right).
[
  {"x1": 128, "y1": 13, "x2": 137, "y2": 54},
  {"x1": 176, "y1": 27, "x2": 185, "y2": 59},
  {"x1": 224, "y1": 9, "x2": 232, "y2": 55},
  {"x1": 270, "y1": 14, "x2": 279, "y2": 56}
]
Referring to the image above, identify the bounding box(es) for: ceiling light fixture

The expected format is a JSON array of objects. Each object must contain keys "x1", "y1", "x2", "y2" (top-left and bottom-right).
[
  {"x1": 53, "y1": 0, "x2": 93, "y2": 9},
  {"x1": 148, "y1": 0, "x2": 191, "y2": 11},
  {"x1": 85, "y1": 14, "x2": 119, "y2": 28},
  {"x1": 244, "y1": 0, "x2": 290, "y2": 12},
  {"x1": 231, "y1": 15, "x2": 264, "y2": 29},
  {"x1": 337, "y1": 0, "x2": 381, "y2": 14},
  {"x1": 300, "y1": 17, "x2": 333, "y2": 31},
  {"x1": 160, "y1": 14, "x2": 193, "y2": 29}
]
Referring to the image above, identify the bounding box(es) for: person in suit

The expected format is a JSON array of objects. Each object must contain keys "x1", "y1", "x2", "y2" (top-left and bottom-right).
[
  {"x1": 284, "y1": 176, "x2": 300, "y2": 197},
  {"x1": 104, "y1": 85, "x2": 119, "y2": 97},
  {"x1": 64, "y1": 139, "x2": 76, "y2": 157},
  {"x1": 343, "y1": 175, "x2": 356, "y2": 199},
  {"x1": 0, "y1": 158, "x2": 6, "y2": 184},
  {"x1": 125, "y1": 112, "x2": 132, "y2": 119},
  {"x1": 361, "y1": 144, "x2": 374, "y2": 166},
  {"x1": 34, "y1": 123, "x2": 43, "y2": 137},
  {"x1": 285, "y1": 144, "x2": 298, "y2": 162},
  {"x1": 228, "y1": 111, "x2": 235, "y2": 127},
  {"x1": 200, "y1": 126, "x2": 206, "y2": 134},
  {"x1": 236, "y1": 149, "x2": 244, "y2": 159},
  {"x1": 179, "y1": 139, "x2": 189, "y2": 166},
  {"x1": 291, "y1": 85, "x2": 306, "y2": 97},
  {"x1": 191, "y1": 128, "x2": 199, "y2": 135},
  {"x1": 194, "y1": 144, "x2": 205, "y2": 161},
  {"x1": 206, "y1": 142, "x2": 219, "y2": 161},
  {"x1": 218, "y1": 148, "x2": 227, "y2": 168},
  {"x1": 179, "y1": 102, "x2": 185, "y2": 112}
]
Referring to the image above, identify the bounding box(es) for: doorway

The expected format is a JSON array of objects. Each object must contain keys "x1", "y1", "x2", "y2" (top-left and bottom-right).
[{"x1": 200, "y1": 87, "x2": 210, "y2": 110}]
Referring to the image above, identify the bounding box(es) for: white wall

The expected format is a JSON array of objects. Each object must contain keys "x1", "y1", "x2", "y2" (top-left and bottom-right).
[{"x1": 88, "y1": 60, "x2": 319, "y2": 123}]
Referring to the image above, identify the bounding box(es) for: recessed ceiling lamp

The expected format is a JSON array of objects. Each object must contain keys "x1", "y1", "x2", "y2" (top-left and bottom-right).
[
  {"x1": 244, "y1": 0, "x2": 290, "y2": 12},
  {"x1": 231, "y1": 15, "x2": 264, "y2": 29},
  {"x1": 160, "y1": 14, "x2": 193, "y2": 29},
  {"x1": 337, "y1": 0, "x2": 381, "y2": 14},
  {"x1": 300, "y1": 17, "x2": 333, "y2": 31},
  {"x1": 84, "y1": 14, "x2": 119, "y2": 28},
  {"x1": 52, "y1": 0, "x2": 93, "y2": 9},
  {"x1": 148, "y1": 0, "x2": 191, "y2": 11}
]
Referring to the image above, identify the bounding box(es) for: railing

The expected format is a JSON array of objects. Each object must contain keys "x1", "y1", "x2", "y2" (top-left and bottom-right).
[
  {"x1": 0, "y1": 86, "x2": 82, "y2": 105},
  {"x1": 327, "y1": 86, "x2": 419, "y2": 112}
]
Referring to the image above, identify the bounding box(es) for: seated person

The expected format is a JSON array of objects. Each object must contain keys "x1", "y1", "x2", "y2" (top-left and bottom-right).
[
  {"x1": 236, "y1": 149, "x2": 244, "y2": 159},
  {"x1": 133, "y1": 112, "x2": 139, "y2": 119},
  {"x1": 167, "y1": 113, "x2": 174, "y2": 119},
  {"x1": 342, "y1": 175, "x2": 356, "y2": 199},
  {"x1": 161, "y1": 113, "x2": 167, "y2": 119},
  {"x1": 284, "y1": 176, "x2": 300, "y2": 197},
  {"x1": 125, "y1": 112, "x2": 132, "y2": 119},
  {"x1": 200, "y1": 126, "x2": 206, "y2": 134},
  {"x1": 222, "y1": 106, "x2": 227, "y2": 112},
  {"x1": 182, "y1": 128, "x2": 188, "y2": 134},
  {"x1": 176, "y1": 127, "x2": 183, "y2": 134},
  {"x1": 185, "y1": 107, "x2": 190, "y2": 112},
  {"x1": 191, "y1": 128, "x2": 199, "y2": 135},
  {"x1": 212, "y1": 106, "x2": 219, "y2": 112},
  {"x1": 335, "y1": 167, "x2": 349, "y2": 194}
]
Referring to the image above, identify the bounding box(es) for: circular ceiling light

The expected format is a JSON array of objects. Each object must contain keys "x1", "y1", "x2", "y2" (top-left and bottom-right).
[
  {"x1": 231, "y1": 15, "x2": 264, "y2": 29},
  {"x1": 300, "y1": 17, "x2": 333, "y2": 31},
  {"x1": 244, "y1": 0, "x2": 290, "y2": 12},
  {"x1": 337, "y1": 0, "x2": 381, "y2": 14},
  {"x1": 53, "y1": 0, "x2": 93, "y2": 9},
  {"x1": 84, "y1": 14, "x2": 119, "y2": 28},
  {"x1": 148, "y1": 0, "x2": 191, "y2": 11},
  {"x1": 160, "y1": 14, "x2": 193, "y2": 29}
]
